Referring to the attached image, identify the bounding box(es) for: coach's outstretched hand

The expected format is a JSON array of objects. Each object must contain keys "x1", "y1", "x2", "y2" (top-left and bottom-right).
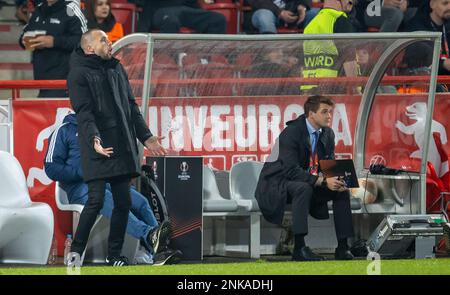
[
  {"x1": 94, "y1": 137, "x2": 113, "y2": 157},
  {"x1": 144, "y1": 136, "x2": 167, "y2": 156}
]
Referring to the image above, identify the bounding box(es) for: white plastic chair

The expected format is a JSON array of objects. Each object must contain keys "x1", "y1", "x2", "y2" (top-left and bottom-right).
[
  {"x1": 0, "y1": 151, "x2": 54, "y2": 264},
  {"x1": 202, "y1": 166, "x2": 239, "y2": 256},
  {"x1": 203, "y1": 165, "x2": 238, "y2": 212},
  {"x1": 229, "y1": 161, "x2": 263, "y2": 212},
  {"x1": 55, "y1": 183, "x2": 139, "y2": 264},
  {"x1": 228, "y1": 161, "x2": 264, "y2": 258}
]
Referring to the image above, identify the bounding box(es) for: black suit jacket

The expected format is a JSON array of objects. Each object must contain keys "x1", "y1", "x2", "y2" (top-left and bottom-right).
[{"x1": 255, "y1": 114, "x2": 335, "y2": 225}]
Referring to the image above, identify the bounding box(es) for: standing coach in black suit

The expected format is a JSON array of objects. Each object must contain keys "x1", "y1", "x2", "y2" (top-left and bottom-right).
[
  {"x1": 67, "y1": 29, "x2": 167, "y2": 266},
  {"x1": 255, "y1": 95, "x2": 354, "y2": 261}
]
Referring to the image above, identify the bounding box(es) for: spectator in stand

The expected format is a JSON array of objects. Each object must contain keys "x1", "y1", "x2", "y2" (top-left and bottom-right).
[
  {"x1": 397, "y1": 42, "x2": 448, "y2": 93},
  {"x1": 405, "y1": 0, "x2": 450, "y2": 75},
  {"x1": 248, "y1": 0, "x2": 319, "y2": 34},
  {"x1": 19, "y1": 0, "x2": 87, "y2": 97},
  {"x1": 15, "y1": 0, "x2": 30, "y2": 24},
  {"x1": 137, "y1": 0, "x2": 226, "y2": 34},
  {"x1": 84, "y1": 0, "x2": 124, "y2": 43},
  {"x1": 15, "y1": 0, "x2": 45, "y2": 24},
  {"x1": 301, "y1": 0, "x2": 358, "y2": 94},
  {"x1": 355, "y1": 0, "x2": 420, "y2": 32},
  {"x1": 244, "y1": 47, "x2": 300, "y2": 95}
]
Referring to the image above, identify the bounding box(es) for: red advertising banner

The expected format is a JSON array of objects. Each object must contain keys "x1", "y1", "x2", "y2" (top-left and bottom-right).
[
  {"x1": 148, "y1": 95, "x2": 361, "y2": 170},
  {"x1": 13, "y1": 95, "x2": 450, "y2": 197},
  {"x1": 13, "y1": 99, "x2": 73, "y2": 254}
]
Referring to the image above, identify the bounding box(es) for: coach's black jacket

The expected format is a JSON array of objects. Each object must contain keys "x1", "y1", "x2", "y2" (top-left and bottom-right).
[
  {"x1": 19, "y1": 0, "x2": 85, "y2": 81},
  {"x1": 67, "y1": 47, "x2": 153, "y2": 182},
  {"x1": 255, "y1": 114, "x2": 335, "y2": 225}
]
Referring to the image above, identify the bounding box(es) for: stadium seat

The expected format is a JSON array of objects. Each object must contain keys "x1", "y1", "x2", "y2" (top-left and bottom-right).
[
  {"x1": 55, "y1": 183, "x2": 140, "y2": 265},
  {"x1": 277, "y1": 27, "x2": 304, "y2": 34},
  {"x1": 200, "y1": 2, "x2": 239, "y2": 34},
  {"x1": 0, "y1": 151, "x2": 54, "y2": 265},
  {"x1": 152, "y1": 27, "x2": 195, "y2": 33},
  {"x1": 229, "y1": 161, "x2": 262, "y2": 212},
  {"x1": 228, "y1": 161, "x2": 263, "y2": 258},
  {"x1": 182, "y1": 53, "x2": 233, "y2": 97},
  {"x1": 236, "y1": 0, "x2": 304, "y2": 34},
  {"x1": 203, "y1": 165, "x2": 239, "y2": 212},
  {"x1": 202, "y1": 166, "x2": 237, "y2": 256},
  {"x1": 111, "y1": 3, "x2": 138, "y2": 35},
  {"x1": 151, "y1": 66, "x2": 180, "y2": 97},
  {"x1": 151, "y1": 53, "x2": 180, "y2": 97}
]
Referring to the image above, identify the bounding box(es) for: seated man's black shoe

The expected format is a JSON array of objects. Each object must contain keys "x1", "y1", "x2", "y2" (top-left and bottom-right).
[
  {"x1": 335, "y1": 248, "x2": 354, "y2": 260},
  {"x1": 153, "y1": 248, "x2": 182, "y2": 266},
  {"x1": 146, "y1": 220, "x2": 172, "y2": 254},
  {"x1": 292, "y1": 246, "x2": 325, "y2": 261}
]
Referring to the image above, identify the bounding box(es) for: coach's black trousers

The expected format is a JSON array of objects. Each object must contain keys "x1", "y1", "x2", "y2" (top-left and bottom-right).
[
  {"x1": 286, "y1": 181, "x2": 354, "y2": 240},
  {"x1": 71, "y1": 176, "x2": 131, "y2": 258}
]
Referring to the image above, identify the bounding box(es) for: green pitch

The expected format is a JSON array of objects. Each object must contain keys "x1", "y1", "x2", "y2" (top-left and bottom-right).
[{"x1": 1, "y1": 258, "x2": 450, "y2": 275}]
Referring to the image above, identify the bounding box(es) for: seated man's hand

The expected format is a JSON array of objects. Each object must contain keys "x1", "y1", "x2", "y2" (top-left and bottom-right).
[
  {"x1": 383, "y1": 0, "x2": 405, "y2": 9},
  {"x1": 144, "y1": 135, "x2": 167, "y2": 156},
  {"x1": 326, "y1": 176, "x2": 348, "y2": 192},
  {"x1": 296, "y1": 5, "x2": 307, "y2": 25},
  {"x1": 30, "y1": 35, "x2": 54, "y2": 49},
  {"x1": 279, "y1": 10, "x2": 298, "y2": 24},
  {"x1": 399, "y1": 0, "x2": 407, "y2": 12}
]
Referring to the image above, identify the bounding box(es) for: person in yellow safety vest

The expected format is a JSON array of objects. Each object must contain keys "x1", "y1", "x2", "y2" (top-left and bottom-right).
[{"x1": 301, "y1": 0, "x2": 357, "y2": 93}]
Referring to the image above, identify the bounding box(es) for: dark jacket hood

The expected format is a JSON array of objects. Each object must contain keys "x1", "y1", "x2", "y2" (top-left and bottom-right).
[
  {"x1": 63, "y1": 113, "x2": 77, "y2": 125},
  {"x1": 70, "y1": 46, "x2": 119, "y2": 70}
]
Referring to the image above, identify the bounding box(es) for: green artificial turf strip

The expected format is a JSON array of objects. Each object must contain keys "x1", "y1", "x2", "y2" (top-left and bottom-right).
[{"x1": 1, "y1": 258, "x2": 449, "y2": 275}]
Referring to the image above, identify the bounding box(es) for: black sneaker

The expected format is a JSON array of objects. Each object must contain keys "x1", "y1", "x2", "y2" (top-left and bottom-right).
[
  {"x1": 106, "y1": 256, "x2": 129, "y2": 267},
  {"x1": 335, "y1": 248, "x2": 354, "y2": 260},
  {"x1": 153, "y1": 249, "x2": 182, "y2": 266},
  {"x1": 148, "y1": 220, "x2": 171, "y2": 254},
  {"x1": 292, "y1": 246, "x2": 325, "y2": 261}
]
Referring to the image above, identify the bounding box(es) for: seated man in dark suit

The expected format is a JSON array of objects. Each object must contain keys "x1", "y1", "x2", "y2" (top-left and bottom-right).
[{"x1": 255, "y1": 95, "x2": 354, "y2": 261}]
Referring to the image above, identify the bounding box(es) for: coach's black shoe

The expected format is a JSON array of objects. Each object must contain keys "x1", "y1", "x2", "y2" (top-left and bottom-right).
[
  {"x1": 292, "y1": 246, "x2": 325, "y2": 261},
  {"x1": 147, "y1": 220, "x2": 172, "y2": 254},
  {"x1": 153, "y1": 249, "x2": 182, "y2": 266},
  {"x1": 106, "y1": 256, "x2": 129, "y2": 267},
  {"x1": 335, "y1": 248, "x2": 354, "y2": 260}
]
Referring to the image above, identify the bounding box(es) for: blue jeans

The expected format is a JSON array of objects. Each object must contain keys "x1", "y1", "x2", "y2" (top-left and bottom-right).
[
  {"x1": 252, "y1": 8, "x2": 319, "y2": 34},
  {"x1": 70, "y1": 183, "x2": 158, "y2": 241}
]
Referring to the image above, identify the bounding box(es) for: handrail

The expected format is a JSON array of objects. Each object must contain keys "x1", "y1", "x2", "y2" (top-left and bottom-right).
[
  {"x1": 0, "y1": 80, "x2": 66, "y2": 99},
  {"x1": 1, "y1": 75, "x2": 450, "y2": 99}
]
